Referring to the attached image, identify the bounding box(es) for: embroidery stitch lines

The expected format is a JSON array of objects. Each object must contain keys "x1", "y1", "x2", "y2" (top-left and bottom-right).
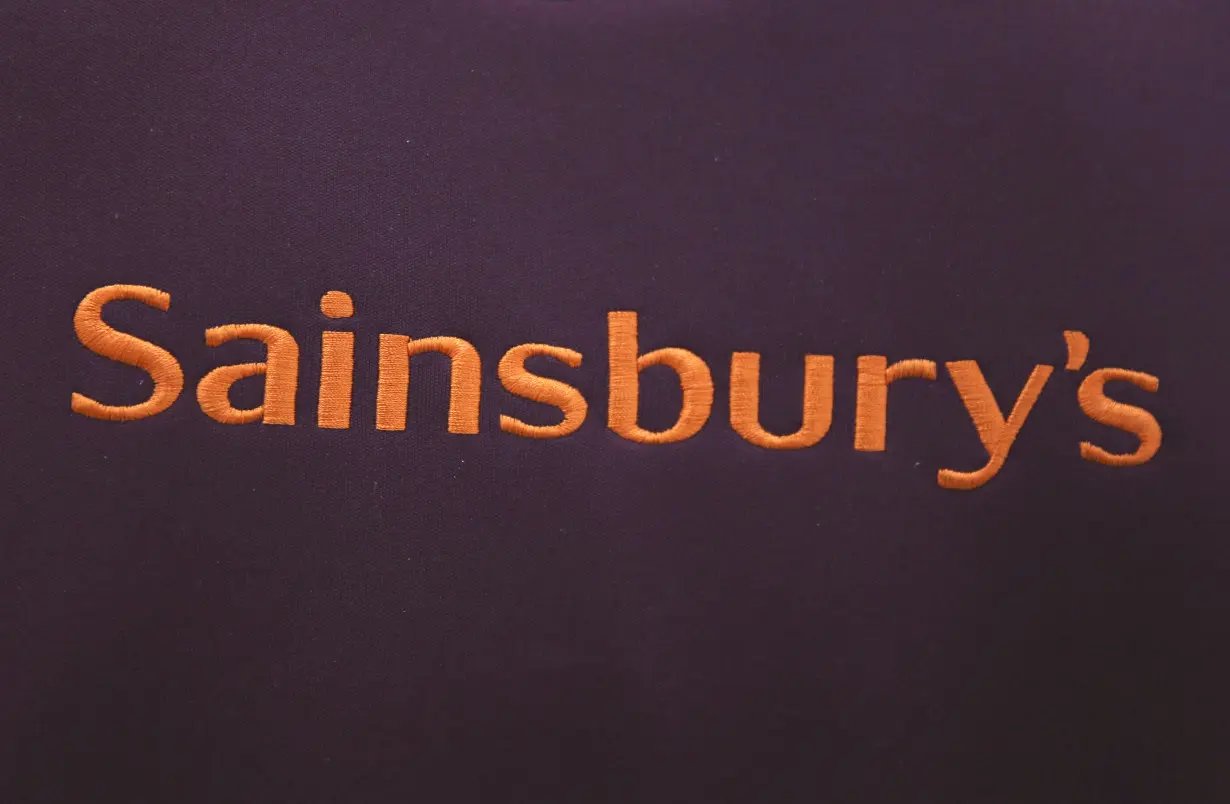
[{"x1": 71, "y1": 286, "x2": 1163, "y2": 490}]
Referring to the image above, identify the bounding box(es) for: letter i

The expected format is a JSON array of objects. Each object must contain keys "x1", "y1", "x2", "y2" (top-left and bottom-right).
[{"x1": 318, "y1": 290, "x2": 355, "y2": 429}]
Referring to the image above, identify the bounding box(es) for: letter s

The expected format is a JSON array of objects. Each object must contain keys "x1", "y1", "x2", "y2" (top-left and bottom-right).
[
  {"x1": 71, "y1": 284, "x2": 183, "y2": 421},
  {"x1": 1077, "y1": 368, "x2": 1161, "y2": 466}
]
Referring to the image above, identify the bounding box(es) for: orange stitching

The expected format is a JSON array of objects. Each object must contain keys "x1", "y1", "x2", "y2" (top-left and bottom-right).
[
  {"x1": 198, "y1": 324, "x2": 299, "y2": 425},
  {"x1": 198, "y1": 364, "x2": 266, "y2": 424},
  {"x1": 376, "y1": 335, "x2": 482, "y2": 434},
  {"x1": 70, "y1": 284, "x2": 184, "y2": 421},
  {"x1": 607, "y1": 311, "x2": 713, "y2": 444},
  {"x1": 375, "y1": 335, "x2": 409, "y2": 430},
  {"x1": 498, "y1": 344, "x2": 587, "y2": 438},
  {"x1": 68, "y1": 286, "x2": 1168, "y2": 489},
  {"x1": 1064, "y1": 330, "x2": 1090, "y2": 371},
  {"x1": 885, "y1": 359, "x2": 937, "y2": 384},
  {"x1": 320, "y1": 290, "x2": 354, "y2": 319},
  {"x1": 853, "y1": 356, "x2": 937, "y2": 451},
  {"x1": 729, "y1": 352, "x2": 833, "y2": 449},
  {"x1": 317, "y1": 331, "x2": 354, "y2": 429},
  {"x1": 1078, "y1": 368, "x2": 1161, "y2": 466},
  {"x1": 938, "y1": 361, "x2": 1053, "y2": 490}
]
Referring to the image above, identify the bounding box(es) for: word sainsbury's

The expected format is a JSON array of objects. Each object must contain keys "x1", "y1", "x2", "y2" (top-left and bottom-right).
[{"x1": 70, "y1": 284, "x2": 1162, "y2": 491}]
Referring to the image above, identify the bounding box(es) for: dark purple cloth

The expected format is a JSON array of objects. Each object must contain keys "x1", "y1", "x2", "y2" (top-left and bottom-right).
[{"x1": 3, "y1": 1, "x2": 1228, "y2": 801}]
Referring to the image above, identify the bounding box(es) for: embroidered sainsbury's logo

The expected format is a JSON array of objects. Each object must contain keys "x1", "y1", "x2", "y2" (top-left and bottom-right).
[{"x1": 70, "y1": 284, "x2": 1162, "y2": 491}]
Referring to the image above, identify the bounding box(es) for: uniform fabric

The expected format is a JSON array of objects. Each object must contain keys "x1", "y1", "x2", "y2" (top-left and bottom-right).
[{"x1": 3, "y1": 2, "x2": 1229, "y2": 801}]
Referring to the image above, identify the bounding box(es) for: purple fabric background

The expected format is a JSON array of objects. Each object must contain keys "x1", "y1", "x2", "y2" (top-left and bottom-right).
[{"x1": 3, "y1": 1, "x2": 1228, "y2": 801}]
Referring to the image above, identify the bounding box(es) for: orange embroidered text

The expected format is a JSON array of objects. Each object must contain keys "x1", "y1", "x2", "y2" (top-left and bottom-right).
[
  {"x1": 376, "y1": 335, "x2": 482, "y2": 434},
  {"x1": 1078, "y1": 369, "x2": 1161, "y2": 466},
  {"x1": 198, "y1": 324, "x2": 299, "y2": 425},
  {"x1": 498, "y1": 344, "x2": 587, "y2": 439},
  {"x1": 607, "y1": 311, "x2": 714, "y2": 444},
  {"x1": 71, "y1": 284, "x2": 184, "y2": 422},
  {"x1": 853, "y1": 356, "x2": 936, "y2": 452},
  {"x1": 939, "y1": 361, "x2": 1052, "y2": 491},
  {"x1": 729, "y1": 353, "x2": 833, "y2": 449}
]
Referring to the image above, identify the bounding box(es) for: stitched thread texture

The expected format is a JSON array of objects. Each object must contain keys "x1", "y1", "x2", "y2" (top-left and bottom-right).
[
  {"x1": 70, "y1": 288, "x2": 1165, "y2": 489},
  {"x1": 320, "y1": 290, "x2": 355, "y2": 319},
  {"x1": 199, "y1": 324, "x2": 299, "y2": 425},
  {"x1": 498, "y1": 344, "x2": 587, "y2": 438},
  {"x1": 318, "y1": 331, "x2": 354, "y2": 429},
  {"x1": 607, "y1": 311, "x2": 714, "y2": 444},
  {"x1": 376, "y1": 335, "x2": 482, "y2": 434},
  {"x1": 71, "y1": 284, "x2": 184, "y2": 421},
  {"x1": 853, "y1": 356, "x2": 937, "y2": 452},
  {"x1": 729, "y1": 352, "x2": 833, "y2": 449},
  {"x1": 939, "y1": 362, "x2": 1053, "y2": 490},
  {"x1": 1078, "y1": 369, "x2": 1162, "y2": 465}
]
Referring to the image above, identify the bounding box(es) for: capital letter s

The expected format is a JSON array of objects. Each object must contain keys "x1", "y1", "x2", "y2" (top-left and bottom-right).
[{"x1": 71, "y1": 284, "x2": 183, "y2": 421}]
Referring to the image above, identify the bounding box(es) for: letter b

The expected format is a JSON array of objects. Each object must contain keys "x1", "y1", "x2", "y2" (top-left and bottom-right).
[{"x1": 607, "y1": 311, "x2": 713, "y2": 443}]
